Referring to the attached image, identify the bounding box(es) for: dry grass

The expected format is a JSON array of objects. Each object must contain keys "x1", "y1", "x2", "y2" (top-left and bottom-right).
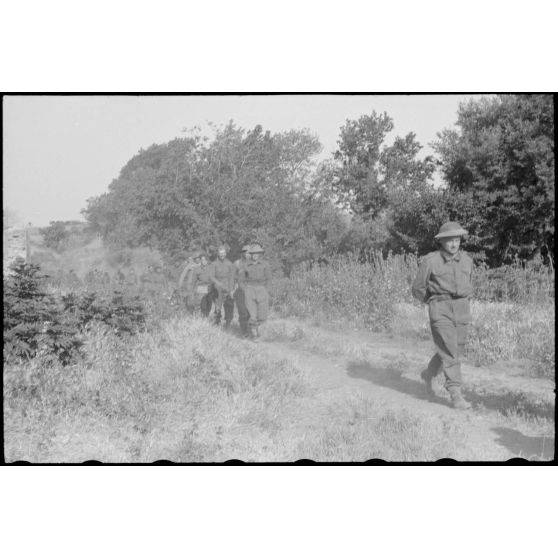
[{"x1": 4, "y1": 318, "x2": 308, "y2": 463}]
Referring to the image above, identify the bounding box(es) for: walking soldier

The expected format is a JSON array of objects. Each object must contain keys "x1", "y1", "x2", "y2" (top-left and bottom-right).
[
  {"x1": 178, "y1": 253, "x2": 201, "y2": 312},
  {"x1": 208, "y1": 245, "x2": 235, "y2": 327},
  {"x1": 233, "y1": 244, "x2": 251, "y2": 337},
  {"x1": 189, "y1": 252, "x2": 213, "y2": 317},
  {"x1": 412, "y1": 222, "x2": 473, "y2": 410},
  {"x1": 237, "y1": 243, "x2": 271, "y2": 341}
]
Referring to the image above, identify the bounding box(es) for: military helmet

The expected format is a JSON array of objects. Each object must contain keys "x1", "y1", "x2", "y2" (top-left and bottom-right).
[
  {"x1": 434, "y1": 221, "x2": 468, "y2": 239},
  {"x1": 241, "y1": 244, "x2": 251, "y2": 252},
  {"x1": 249, "y1": 243, "x2": 265, "y2": 254}
]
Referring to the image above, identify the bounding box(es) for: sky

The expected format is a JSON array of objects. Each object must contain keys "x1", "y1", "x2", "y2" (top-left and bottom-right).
[{"x1": 3, "y1": 94, "x2": 487, "y2": 227}]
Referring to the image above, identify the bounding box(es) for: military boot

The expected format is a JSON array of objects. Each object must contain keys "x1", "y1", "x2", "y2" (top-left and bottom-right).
[
  {"x1": 448, "y1": 386, "x2": 471, "y2": 410},
  {"x1": 213, "y1": 311, "x2": 222, "y2": 326},
  {"x1": 420, "y1": 369, "x2": 435, "y2": 398}
]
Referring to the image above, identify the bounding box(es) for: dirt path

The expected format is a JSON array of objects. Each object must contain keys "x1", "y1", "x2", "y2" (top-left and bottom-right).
[{"x1": 256, "y1": 322, "x2": 555, "y2": 461}]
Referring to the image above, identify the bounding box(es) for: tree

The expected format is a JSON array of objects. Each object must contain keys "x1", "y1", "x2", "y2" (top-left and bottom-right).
[
  {"x1": 434, "y1": 94, "x2": 554, "y2": 265},
  {"x1": 83, "y1": 122, "x2": 348, "y2": 272},
  {"x1": 40, "y1": 221, "x2": 70, "y2": 252}
]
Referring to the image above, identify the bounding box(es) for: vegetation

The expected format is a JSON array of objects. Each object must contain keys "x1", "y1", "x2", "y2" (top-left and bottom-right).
[{"x1": 4, "y1": 259, "x2": 146, "y2": 364}]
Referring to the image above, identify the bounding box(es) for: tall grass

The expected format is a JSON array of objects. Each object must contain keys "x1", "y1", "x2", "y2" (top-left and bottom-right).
[
  {"x1": 270, "y1": 252, "x2": 555, "y2": 378},
  {"x1": 271, "y1": 252, "x2": 418, "y2": 331},
  {"x1": 4, "y1": 318, "x2": 308, "y2": 463}
]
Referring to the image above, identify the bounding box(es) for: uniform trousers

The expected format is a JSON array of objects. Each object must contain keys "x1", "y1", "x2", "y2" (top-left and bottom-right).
[{"x1": 427, "y1": 297, "x2": 471, "y2": 388}]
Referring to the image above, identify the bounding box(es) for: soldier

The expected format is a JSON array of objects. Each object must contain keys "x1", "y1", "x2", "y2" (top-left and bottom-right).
[
  {"x1": 411, "y1": 221, "x2": 474, "y2": 410},
  {"x1": 233, "y1": 245, "x2": 251, "y2": 337},
  {"x1": 189, "y1": 252, "x2": 213, "y2": 317},
  {"x1": 238, "y1": 243, "x2": 271, "y2": 341},
  {"x1": 124, "y1": 267, "x2": 139, "y2": 295},
  {"x1": 100, "y1": 270, "x2": 111, "y2": 289},
  {"x1": 208, "y1": 245, "x2": 235, "y2": 327},
  {"x1": 178, "y1": 253, "x2": 201, "y2": 311},
  {"x1": 113, "y1": 267, "x2": 126, "y2": 290}
]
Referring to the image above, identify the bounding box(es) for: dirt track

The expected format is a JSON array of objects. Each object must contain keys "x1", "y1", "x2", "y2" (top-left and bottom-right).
[{"x1": 256, "y1": 321, "x2": 555, "y2": 461}]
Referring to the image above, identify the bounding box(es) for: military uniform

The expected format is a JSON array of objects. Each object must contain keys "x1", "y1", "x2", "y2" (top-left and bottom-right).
[
  {"x1": 238, "y1": 246, "x2": 271, "y2": 338},
  {"x1": 178, "y1": 259, "x2": 200, "y2": 311},
  {"x1": 412, "y1": 222, "x2": 474, "y2": 409},
  {"x1": 208, "y1": 258, "x2": 235, "y2": 325},
  {"x1": 189, "y1": 263, "x2": 213, "y2": 317},
  {"x1": 233, "y1": 249, "x2": 251, "y2": 336}
]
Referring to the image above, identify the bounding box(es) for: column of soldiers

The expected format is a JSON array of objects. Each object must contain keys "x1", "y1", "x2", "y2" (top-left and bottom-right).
[{"x1": 177, "y1": 243, "x2": 271, "y2": 341}]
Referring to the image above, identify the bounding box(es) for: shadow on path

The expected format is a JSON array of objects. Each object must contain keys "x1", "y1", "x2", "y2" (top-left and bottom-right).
[
  {"x1": 346, "y1": 361, "x2": 452, "y2": 409},
  {"x1": 463, "y1": 388, "x2": 555, "y2": 420},
  {"x1": 491, "y1": 427, "x2": 555, "y2": 460}
]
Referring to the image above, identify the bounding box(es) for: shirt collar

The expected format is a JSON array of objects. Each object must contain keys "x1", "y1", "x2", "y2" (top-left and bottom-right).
[{"x1": 440, "y1": 249, "x2": 461, "y2": 262}]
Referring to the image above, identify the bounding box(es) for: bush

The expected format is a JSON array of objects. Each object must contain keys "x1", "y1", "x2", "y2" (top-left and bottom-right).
[
  {"x1": 3, "y1": 260, "x2": 147, "y2": 364},
  {"x1": 270, "y1": 251, "x2": 418, "y2": 331}
]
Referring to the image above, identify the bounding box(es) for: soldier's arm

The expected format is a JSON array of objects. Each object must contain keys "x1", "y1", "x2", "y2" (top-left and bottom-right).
[
  {"x1": 228, "y1": 262, "x2": 235, "y2": 293},
  {"x1": 411, "y1": 258, "x2": 431, "y2": 303}
]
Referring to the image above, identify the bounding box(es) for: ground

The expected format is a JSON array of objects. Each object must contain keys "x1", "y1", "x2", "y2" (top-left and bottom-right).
[{"x1": 256, "y1": 318, "x2": 555, "y2": 461}]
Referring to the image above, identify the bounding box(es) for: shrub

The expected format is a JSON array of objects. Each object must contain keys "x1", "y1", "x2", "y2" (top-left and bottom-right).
[
  {"x1": 3, "y1": 260, "x2": 147, "y2": 364},
  {"x1": 270, "y1": 251, "x2": 418, "y2": 331}
]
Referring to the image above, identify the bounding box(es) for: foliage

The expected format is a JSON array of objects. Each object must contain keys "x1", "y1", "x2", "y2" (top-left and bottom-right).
[
  {"x1": 40, "y1": 221, "x2": 70, "y2": 252},
  {"x1": 434, "y1": 94, "x2": 554, "y2": 266},
  {"x1": 4, "y1": 259, "x2": 80, "y2": 363},
  {"x1": 3, "y1": 260, "x2": 146, "y2": 364},
  {"x1": 271, "y1": 251, "x2": 418, "y2": 331},
  {"x1": 83, "y1": 123, "x2": 350, "y2": 272}
]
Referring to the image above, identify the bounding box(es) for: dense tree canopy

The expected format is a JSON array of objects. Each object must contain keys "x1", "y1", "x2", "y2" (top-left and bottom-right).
[
  {"x1": 434, "y1": 94, "x2": 554, "y2": 264},
  {"x1": 83, "y1": 97, "x2": 554, "y2": 270},
  {"x1": 83, "y1": 123, "x2": 349, "y2": 272}
]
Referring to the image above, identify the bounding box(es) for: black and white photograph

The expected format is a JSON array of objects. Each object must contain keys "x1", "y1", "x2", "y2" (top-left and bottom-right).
[{"x1": 3, "y1": 94, "x2": 555, "y2": 463}]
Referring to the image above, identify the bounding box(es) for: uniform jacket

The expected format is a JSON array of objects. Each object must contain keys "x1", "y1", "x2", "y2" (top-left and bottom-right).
[
  {"x1": 412, "y1": 250, "x2": 473, "y2": 304},
  {"x1": 238, "y1": 260, "x2": 272, "y2": 288},
  {"x1": 190, "y1": 265, "x2": 212, "y2": 290},
  {"x1": 209, "y1": 259, "x2": 234, "y2": 292},
  {"x1": 178, "y1": 262, "x2": 199, "y2": 290}
]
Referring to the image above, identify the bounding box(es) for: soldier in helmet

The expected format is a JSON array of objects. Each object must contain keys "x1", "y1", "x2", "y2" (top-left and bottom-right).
[
  {"x1": 189, "y1": 252, "x2": 213, "y2": 317},
  {"x1": 237, "y1": 243, "x2": 272, "y2": 341},
  {"x1": 208, "y1": 245, "x2": 235, "y2": 327},
  {"x1": 178, "y1": 252, "x2": 201, "y2": 312},
  {"x1": 412, "y1": 221, "x2": 474, "y2": 410},
  {"x1": 233, "y1": 244, "x2": 252, "y2": 337}
]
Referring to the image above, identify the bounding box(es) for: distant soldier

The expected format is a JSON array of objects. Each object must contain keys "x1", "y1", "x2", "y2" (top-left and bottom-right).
[
  {"x1": 189, "y1": 252, "x2": 213, "y2": 317},
  {"x1": 208, "y1": 245, "x2": 235, "y2": 327},
  {"x1": 178, "y1": 253, "x2": 201, "y2": 311},
  {"x1": 124, "y1": 268, "x2": 139, "y2": 295},
  {"x1": 233, "y1": 245, "x2": 251, "y2": 337},
  {"x1": 113, "y1": 268, "x2": 126, "y2": 290},
  {"x1": 238, "y1": 244, "x2": 271, "y2": 341},
  {"x1": 412, "y1": 221, "x2": 474, "y2": 410},
  {"x1": 100, "y1": 270, "x2": 111, "y2": 289}
]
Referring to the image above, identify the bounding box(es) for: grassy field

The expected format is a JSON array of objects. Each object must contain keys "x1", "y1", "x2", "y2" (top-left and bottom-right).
[{"x1": 4, "y1": 238, "x2": 555, "y2": 462}]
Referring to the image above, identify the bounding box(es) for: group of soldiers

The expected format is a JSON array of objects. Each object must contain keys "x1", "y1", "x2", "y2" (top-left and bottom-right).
[{"x1": 177, "y1": 243, "x2": 271, "y2": 340}]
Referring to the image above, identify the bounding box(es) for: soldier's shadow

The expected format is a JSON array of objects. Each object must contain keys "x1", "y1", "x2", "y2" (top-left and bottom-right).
[
  {"x1": 491, "y1": 427, "x2": 555, "y2": 460},
  {"x1": 346, "y1": 361, "x2": 452, "y2": 408}
]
